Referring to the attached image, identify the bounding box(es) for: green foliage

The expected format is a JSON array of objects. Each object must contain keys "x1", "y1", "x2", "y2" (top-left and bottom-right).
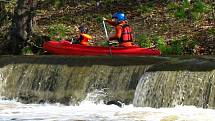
[
  {"x1": 136, "y1": 33, "x2": 153, "y2": 48},
  {"x1": 182, "y1": 0, "x2": 190, "y2": 8},
  {"x1": 137, "y1": 34, "x2": 171, "y2": 54},
  {"x1": 167, "y1": 2, "x2": 179, "y2": 17},
  {"x1": 0, "y1": 0, "x2": 213, "y2": 55},
  {"x1": 96, "y1": 14, "x2": 111, "y2": 23},
  {"x1": 167, "y1": 2, "x2": 178, "y2": 11},
  {"x1": 167, "y1": 0, "x2": 212, "y2": 20},
  {"x1": 184, "y1": 1, "x2": 190, "y2": 9},
  {"x1": 22, "y1": 46, "x2": 33, "y2": 55},
  {"x1": 101, "y1": 41, "x2": 109, "y2": 47},
  {"x1": 167, "y1": 36, "x2": 198, "y2": 55},
  {"x1": 95, "y1": 16, "x2": 103, "y2": 23},
  {"x1": 4, "y1": 0, "x2": 16, "y2": 13},
  {"x1": 167, "y1": 1, "x2": 187, "y2": 19},
  {"x1": 47, "y1": 24, "x2": 71, "y2": 41},
  {"x1": 0, "y1": 0, "x2": 15, "y2": 27},
  {"x1": 191, "y1": 0, "x2": 212, "y2": 20},
  {"x1": 101, "y1": 41, "x2": 118, "y2": 47},
  {"x1": 176, "y1": 7, "x2": 186, "y2": 19},
  {"x1": 137, "y1": 2, "x2": 154, "y2": 14},
  {"x1": 151, "y1": 35, "x2": 181, "y2": 55},
  {"x1": 176, "y1": 0, "x2": 190, "y2": 19},
  {"x1": 207, "y1": 28, "x2": 215, "y2": 36},
  {"x1": 136, "y1": 34, "x2": 198, "y2": 55},
  {"x1": 53, "y1": 0, "x2": 65, "y2": 8},
  {"x1": 152, "y1": 35, "x2": 166, "y2": 53},
  {"x1": 192, "y1": 0, "x2": 211, "y2": 13},
  {"x1": 169, "y1": 38, "x2": 184, "y2": 55}
]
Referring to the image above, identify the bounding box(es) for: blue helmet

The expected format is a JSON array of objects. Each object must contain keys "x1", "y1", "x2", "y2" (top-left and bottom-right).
[{"x1": 112, "y1": 12, "x2": 127, "y2": 23}]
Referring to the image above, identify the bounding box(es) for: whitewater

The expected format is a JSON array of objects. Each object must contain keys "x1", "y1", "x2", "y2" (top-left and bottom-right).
[{"x1": 1, "y1": 98, "x2": 215, "y2": 121}]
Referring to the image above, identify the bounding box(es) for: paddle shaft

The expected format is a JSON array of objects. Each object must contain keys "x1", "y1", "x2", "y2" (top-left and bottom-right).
[
  {"x1": 103, "y1": 20, "x2": 109, "y2": 41},
  {"x1": 102, "y1": 20, "x2": 112, "y2": 55}
]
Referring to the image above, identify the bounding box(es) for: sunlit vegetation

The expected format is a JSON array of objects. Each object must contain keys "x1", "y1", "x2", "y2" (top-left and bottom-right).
[{"x1": 0, "y1": 0, "x2": 214, "y2": 55}]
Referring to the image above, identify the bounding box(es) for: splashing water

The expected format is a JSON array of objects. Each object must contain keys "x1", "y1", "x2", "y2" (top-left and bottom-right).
[{"x1": 0, "y1": 98, "x2": 215, "y2": 121}]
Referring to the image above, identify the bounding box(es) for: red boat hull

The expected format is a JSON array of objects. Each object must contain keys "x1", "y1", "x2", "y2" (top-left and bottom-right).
[{"x1": 43, "y1": 40, "x2": 161, "y2": 56}]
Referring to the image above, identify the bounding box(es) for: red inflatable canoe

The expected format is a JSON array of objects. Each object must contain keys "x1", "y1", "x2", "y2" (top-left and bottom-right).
[{"x1": 43, "y1": 40, "x2": 161, "y2": 56}]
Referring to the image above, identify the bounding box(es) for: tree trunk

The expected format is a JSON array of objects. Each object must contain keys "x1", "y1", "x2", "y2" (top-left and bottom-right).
[{"x1": 8, "y1": 0, "x2": 37, "y2": 54}]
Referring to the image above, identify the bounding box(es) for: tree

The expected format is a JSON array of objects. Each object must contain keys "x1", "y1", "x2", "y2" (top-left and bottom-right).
[{"x1": 7, "y1": 0, "x2": 37, "y2": 54}]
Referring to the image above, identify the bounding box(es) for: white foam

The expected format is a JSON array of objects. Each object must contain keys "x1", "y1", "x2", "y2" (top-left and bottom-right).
[{"x1": 1, "y1": 99, "x2": 215, "y2": 121}]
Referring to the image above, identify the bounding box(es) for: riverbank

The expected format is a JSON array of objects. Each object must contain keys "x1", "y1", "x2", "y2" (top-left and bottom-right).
[{"x1": 0, "y1": 1, "x2": 214, "y2": 55}]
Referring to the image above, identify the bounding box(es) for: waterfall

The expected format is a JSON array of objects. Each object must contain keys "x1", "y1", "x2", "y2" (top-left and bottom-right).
[
  {"x1": 0, "y1": 55, "x2": 214, "y2": 108},
  {"x1": 0, "y1": 56, "x2": 148, "y2": 105},
  {"x1": 0, "y1": 65, "x2": 14, "y2": 97},
  {"x1": 133, "y1": 70, "x2": 215, "y2": 108}
]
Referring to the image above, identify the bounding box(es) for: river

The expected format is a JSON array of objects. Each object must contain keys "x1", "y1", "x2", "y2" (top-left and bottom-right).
[
  {"x1": 1, "y1": 98, "x2": 215, "y2": 121},
  {"x1": 0, "y1": 56, "x2": 214, "y2": 120}
]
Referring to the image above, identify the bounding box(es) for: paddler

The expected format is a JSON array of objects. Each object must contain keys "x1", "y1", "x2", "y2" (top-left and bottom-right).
[
  {"x1": 103, "y1": 11, "x2": 137, "y2": 47},
  {"x1": 73, "y1": 26, "x2": 92, "y2": 46}
]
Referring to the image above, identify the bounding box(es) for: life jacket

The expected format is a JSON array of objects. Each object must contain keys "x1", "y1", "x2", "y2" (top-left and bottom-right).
[
  {"x1": 118, "y1": 24, "x2": 133, "y2": 43},
  {"x1": 79, "y1": 34, "x2": 92, "y2": 46}
]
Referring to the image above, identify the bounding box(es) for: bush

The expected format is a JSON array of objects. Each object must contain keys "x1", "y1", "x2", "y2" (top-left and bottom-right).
[
  {"x1": 167, "y1": 0, "x2": 212, "y2": 20},
  {"x1": 176, "y1": 7, "x2": 186, "y2": 19},
  {"x1": 136, "y1": 33, "x2": 153, "y2": 48},
  {"x1": 167, "y1": 36, "x2": 198, "y2": 55},
  {"x1": 22, "y1": 46, "x2": 33, "y2": 55},
  {"x1": 152, "y1": 35, "x2": 167, "y2": 54},
  {"x1": 167, "y1": 1, "x2": 188, "y2": 19},
  {"x1": 48, "y1": 24, "x2": 71, "y2": 41},
  {"x1": 136, "y1": 33, "x2": 199, "y2": 55},
  {"x1": 191, "y1": 0, "x2": 212, "y2": 20}
]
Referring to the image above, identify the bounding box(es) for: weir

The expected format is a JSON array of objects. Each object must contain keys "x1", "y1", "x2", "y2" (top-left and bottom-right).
[
  {"x1": 133, "y1": 71, "x2": 215, "y2": 108},
  {"x1": 0, "y1": 55, "x2": 215, "y2": 108}
]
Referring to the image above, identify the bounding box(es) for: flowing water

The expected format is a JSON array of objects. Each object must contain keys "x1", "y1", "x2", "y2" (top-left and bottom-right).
[
  {"x1": 0, "y1": 56, "x2": 215, "y2": 120},
  {"x1": 1, "y1": 98, "x2": 215, "y2": 121},
  {"x1": 1, "y1": 89, "x2": 215, "y2": 121}
]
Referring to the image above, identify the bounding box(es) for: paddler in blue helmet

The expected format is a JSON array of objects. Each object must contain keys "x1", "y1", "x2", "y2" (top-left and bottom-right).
[{"x1": 103, "y1": 12, "x2": 137, "y2": 47}]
